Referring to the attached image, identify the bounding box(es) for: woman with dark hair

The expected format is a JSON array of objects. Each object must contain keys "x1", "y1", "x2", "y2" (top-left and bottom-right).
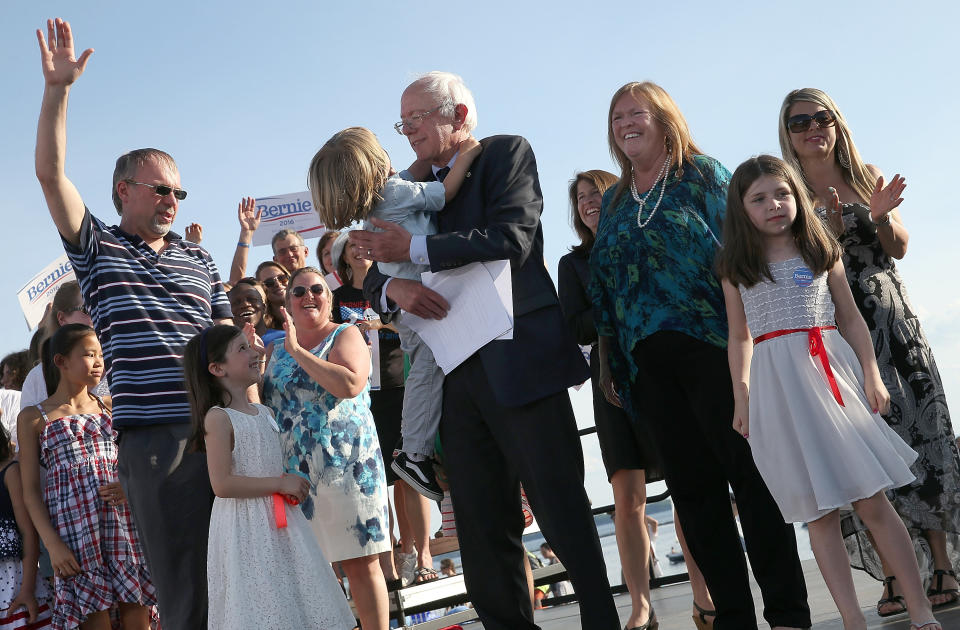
[
  {"x1": 589, "y1": 81, "x2": 810, "y2": 629},
  {"x1": 779, "y1": 87, "x2": 960, "y2": 614},
  {"x1": 317, "y1": 230, "x2": 342, "y2": 289},
  {"x1": 560, "y1": 169, "x2": 715, "y2": 630},
  {"x1": 255, "y1": 261, "x2": 289, "y2": 336}
]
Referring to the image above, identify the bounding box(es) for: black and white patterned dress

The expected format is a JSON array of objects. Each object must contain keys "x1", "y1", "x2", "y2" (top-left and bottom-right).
[{"x1": 832, "y1": 202, "x2": 960, "y2": 580}]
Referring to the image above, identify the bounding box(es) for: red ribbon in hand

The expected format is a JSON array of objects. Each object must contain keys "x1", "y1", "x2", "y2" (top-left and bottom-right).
[{"x1": 273, "y1": 493, "x2": 287, "y2": 529}]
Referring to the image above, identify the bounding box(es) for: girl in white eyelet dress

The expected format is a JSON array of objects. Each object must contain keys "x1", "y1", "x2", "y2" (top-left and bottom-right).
[
  {"x1": 717, "y1": 155, "x2": 940, "y2": 630},
  {"x1": 183, "y1": 323, "x2": 354, "y2": 630}
]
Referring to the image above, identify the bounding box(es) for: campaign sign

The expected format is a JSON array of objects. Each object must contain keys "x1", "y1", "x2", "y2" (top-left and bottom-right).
[
  {"x1": 17, "y1": 253, "x2": 76, "y2": 330},
  {"x1": 251, "y1": 191, "x2": 328, "y2": 247}
]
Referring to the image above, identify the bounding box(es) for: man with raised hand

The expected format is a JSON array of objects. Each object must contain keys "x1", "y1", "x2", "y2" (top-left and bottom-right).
[
  {"x1": 34, "y1": 18, "x2": 231, "y2": 629},
  {"x1": 353, "y1": 71, "x2": 619, "y2": 630}
]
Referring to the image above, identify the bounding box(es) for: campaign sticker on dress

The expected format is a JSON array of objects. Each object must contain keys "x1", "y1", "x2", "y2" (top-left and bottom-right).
[{"x1": 793, "y1": 267, "x2": 814, "y2": 287}]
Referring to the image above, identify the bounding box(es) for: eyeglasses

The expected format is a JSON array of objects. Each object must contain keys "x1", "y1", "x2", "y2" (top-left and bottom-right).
[
  {"x1": 786, "y1": 110, "x2": 837, "y2": 133},
  {"x1": 125, "y1": 180, "x2": 188, "y2": 200},
  {"x1": 290, "y1": 284, "x2": 325, "y2": 298},
  {"x1": 64, "y1": 305, "x2": 89, "y2": 315},
  {"x1": 261, "y1": 274, "x2": 289, "y2": 289},
  {"x1": 394, "y1": 104, "x2": 445, "y2": 135}
]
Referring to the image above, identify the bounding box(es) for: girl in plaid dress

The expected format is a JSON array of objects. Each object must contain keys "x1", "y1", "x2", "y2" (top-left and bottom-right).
[{"x1": 17, "y1": 324, "x2": 155, "y2": 630}]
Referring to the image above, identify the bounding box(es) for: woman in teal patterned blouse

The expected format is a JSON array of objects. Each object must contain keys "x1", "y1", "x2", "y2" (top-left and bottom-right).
[{"x1": 589, "y1": 81, "x2": 810, "y2": 630}]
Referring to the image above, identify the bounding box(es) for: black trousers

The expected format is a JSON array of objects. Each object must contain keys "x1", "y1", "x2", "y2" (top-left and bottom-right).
[
  {"x1": 631, "y1": 332, "x2": 811, "y2": 630},
  {"x1": 441, "y1": 353, "x2": 620, "y2": 630},
  {"x1": 118, "y1": 424, "x2": 213, "y2": 630}
]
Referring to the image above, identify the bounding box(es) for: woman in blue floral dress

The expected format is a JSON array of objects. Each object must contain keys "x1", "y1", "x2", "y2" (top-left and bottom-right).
[{"x1": 262, "y1": 266, "x2": 390, "y2": 630}]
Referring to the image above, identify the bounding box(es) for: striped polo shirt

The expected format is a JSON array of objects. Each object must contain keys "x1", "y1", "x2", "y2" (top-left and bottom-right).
[{"x1": 63, "y1": 209, "x2": 232, "y2": 427}]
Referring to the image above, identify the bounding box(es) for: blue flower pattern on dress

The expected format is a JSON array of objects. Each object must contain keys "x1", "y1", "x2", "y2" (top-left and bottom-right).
[{"x1": 263, "y1": 324, "x2": 390, "y2": 557}]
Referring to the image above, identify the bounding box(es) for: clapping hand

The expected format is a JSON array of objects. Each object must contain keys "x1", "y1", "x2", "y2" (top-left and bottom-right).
[
  {"x1": 280, "y1": 307, "x2": 301, "y2": 355},
  {"x1": 241, "y1": 322, "x2": 265, "y2": 358},
  {"x1": 184, "y1": 223, "x2": 203, "y2": 244},
  {"x1": 37, "y1": 18, "x2": 93, "y2": 87},
  {"x1": 869, "y1": 174, "x2": 906, "y2": 224}
]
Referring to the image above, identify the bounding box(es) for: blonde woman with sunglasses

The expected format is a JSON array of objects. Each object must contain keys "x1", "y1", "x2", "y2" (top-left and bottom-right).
[{"x1": 780, "y1": 88, "x2": 960, "y2": 618}]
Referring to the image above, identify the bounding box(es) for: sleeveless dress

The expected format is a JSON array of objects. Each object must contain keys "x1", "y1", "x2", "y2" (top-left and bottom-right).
[
  {"x1": 739, "y1": 258, "x2": 918, "y2": 523},
  {"x1": 37, "y1": 400, "x2": 155, "y2": 630},
  {"x1": 0, "y1": 461, "x2": 52, "y2": 629},
  {"x1": 206, "y1": 404, "x2": 354, "y2": 630},
  {"x1": 262, "y1": 324, "x2": 390, "y2": 562},
  {"x1": 828, "y1": 202, "x2": 960, "y2": 579}
]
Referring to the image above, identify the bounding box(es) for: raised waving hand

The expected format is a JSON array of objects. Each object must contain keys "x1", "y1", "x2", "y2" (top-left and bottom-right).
[{"x1": 37, "y1": 18, "x2": 93, "y2": 87}]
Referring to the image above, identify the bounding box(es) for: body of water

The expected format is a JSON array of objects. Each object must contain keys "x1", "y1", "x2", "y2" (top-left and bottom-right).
[{"x1": 433, "y1": 497, "x2": 814, "y2": 589}]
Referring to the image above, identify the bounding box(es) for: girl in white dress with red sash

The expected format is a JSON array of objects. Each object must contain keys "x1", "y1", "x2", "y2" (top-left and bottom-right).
[{"x1": 717, "y1": 155, "x2": 940, "y2": 630}]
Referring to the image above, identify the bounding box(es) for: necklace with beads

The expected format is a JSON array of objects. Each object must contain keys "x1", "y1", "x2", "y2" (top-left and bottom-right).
[{"x1": 630, "y1": 151, "x2": 672, "y2": 229}]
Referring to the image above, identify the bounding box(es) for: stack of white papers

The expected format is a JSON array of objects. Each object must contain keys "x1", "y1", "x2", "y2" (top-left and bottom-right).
[{"x1": 402, "y1": 260, "x2": 514, "y2": 374}]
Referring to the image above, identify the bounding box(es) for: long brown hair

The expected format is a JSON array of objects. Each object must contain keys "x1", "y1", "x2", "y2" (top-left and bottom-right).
[
  {"x1": 568, "y1": 170, "x2": 618, "y2": 255},
  {"x1": 717, "y1": 155, "x2": 840, "y2": 288},
  {"x1": 606, "y1": 81, "x2": 704, "y2": 208},
  {"x1": 778, "y1": 88, "x2": 876, "y2": 204},
  {"x1": 183, "y1": 325, "x2": 243, "y2": 453}
]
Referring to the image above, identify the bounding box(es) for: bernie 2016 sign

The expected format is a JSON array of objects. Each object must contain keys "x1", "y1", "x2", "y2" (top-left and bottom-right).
[
  {"x1": 251, "y1": 192, "x2": 328, "y2": 247},
  {"x1": 17, "y1": 254, "x2": 77, "y2": 330}
]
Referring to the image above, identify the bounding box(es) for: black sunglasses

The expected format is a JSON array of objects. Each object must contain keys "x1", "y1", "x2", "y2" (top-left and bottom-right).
[
  {"x1": 786, "y1": 110, "x2": 837, "y2": 133},
  {"x1": 125, "y1": 180, "x2": 188, "y2": 200},
  {"x1": 64, "y1": 305, "x2": 89, "y2": 315},
  {"x1": 262, "y1": 274, "x2": 289, "y2": 289},
  {"x1": 290, "y1": 284, "x2": 325, "y2": 298}
]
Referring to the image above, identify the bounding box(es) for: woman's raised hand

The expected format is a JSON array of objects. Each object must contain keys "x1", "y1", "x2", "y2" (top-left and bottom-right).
[
  {"x1": 281, "y1": 307, "x2": 301, "y2": 355},
  {"x1": 869, "y1": 174, "x2": 906, "y2": 224},
  {"x1": 37, "y1": 18, "x2": 93, "y2": 88},
  {"x1": 237, "y1": 197, "x2": 261, "y2": 233},
  {"x1": 242, "y1": 323, "x2": 265, "y2": 358}
]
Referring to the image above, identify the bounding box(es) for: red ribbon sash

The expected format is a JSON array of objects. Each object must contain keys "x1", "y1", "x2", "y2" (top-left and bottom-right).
[
  {"x1": 273, "y1": 493, "x2": 287, "y2": 529},
  {"x1": 753, "y1": 326, "x2": 844, "y2": 407}
]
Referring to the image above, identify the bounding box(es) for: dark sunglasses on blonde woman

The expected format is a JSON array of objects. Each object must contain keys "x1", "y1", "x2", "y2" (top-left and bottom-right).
[
  {"x1": 290, "y1": 284, "x2": 325, "y2": 298},
  {"x1": 786, "y1": 110, "x2": 837, "y2": 133}
]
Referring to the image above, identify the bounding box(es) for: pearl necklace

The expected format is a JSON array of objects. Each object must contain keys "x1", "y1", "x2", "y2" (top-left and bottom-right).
[{"x1": 630, "y1": 152, "x2": 672, "y2": 229}]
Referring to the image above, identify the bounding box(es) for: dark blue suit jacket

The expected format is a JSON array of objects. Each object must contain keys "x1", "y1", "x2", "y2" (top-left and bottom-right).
[{"x1": 365, "y1": 135, "x2": 589, "y2": 406}]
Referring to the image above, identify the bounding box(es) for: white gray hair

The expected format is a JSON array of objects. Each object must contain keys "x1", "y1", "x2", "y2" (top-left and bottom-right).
[{"x1": 409, "y1": 71, "x2": 478, "y2": 132}]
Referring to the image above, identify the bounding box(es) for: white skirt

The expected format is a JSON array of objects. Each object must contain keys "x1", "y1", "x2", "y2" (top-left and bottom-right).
[{"x1": 748, "y1": 328, "x2": 918, "y2": 523}]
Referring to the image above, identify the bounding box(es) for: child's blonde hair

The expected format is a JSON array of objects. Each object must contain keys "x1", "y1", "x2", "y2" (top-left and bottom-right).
[{"x1": 307, "y1": 127, "x2": 390, "y2": 230}]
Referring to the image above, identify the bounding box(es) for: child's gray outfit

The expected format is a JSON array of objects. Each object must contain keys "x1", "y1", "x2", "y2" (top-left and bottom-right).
[{"x1": 368, "y1": 171, "x2": 445, "y2": 458}]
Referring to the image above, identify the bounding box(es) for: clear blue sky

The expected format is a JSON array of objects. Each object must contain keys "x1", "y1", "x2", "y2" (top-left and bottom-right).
[{"x1": 2, "y1": 1, "x2": 958, "y2": 508}]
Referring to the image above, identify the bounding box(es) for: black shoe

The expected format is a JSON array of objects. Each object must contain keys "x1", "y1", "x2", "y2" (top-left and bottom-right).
[{"x1": 391, "y1": 452, "x2": 444, "y2": 501}]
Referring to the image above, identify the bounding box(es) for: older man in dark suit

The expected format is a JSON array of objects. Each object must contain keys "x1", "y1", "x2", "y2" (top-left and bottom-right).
[{"x1": 352, "y1": 72, "x2": 621, "y2": 630}]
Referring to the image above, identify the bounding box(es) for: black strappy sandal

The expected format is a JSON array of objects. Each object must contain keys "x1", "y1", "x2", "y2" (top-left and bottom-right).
[
  {"x1": 877, "y1": 575, "x2": 907, "y2": 617},
  {"x1": 926, "y1": 568, "x2": 960, "y2": 609}
]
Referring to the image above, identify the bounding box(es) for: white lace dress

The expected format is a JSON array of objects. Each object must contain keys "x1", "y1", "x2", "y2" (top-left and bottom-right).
[
  {"x1": 207, "y1": 405, "x2": 354, "y2": 630},
  {"x1": 739, "y1": 258, "x2": 918, "y2": 523}
]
